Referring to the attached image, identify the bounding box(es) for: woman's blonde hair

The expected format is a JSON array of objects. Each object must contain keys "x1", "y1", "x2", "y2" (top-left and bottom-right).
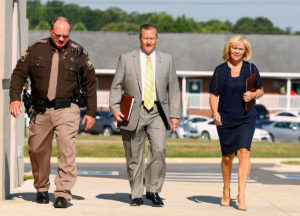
[{"x1": 222, "y1": 35, "x2": 252, "y2": 61}]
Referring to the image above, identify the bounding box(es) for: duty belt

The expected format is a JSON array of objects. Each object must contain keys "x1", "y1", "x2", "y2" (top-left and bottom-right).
[{"x1": 45, "y1": 98, "x2": 72, "y2": 109}]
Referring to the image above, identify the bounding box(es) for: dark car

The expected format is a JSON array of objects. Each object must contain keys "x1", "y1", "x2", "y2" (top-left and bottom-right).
[
  {"x1": 78, "y1": 110, "x2": 120, "y2": 136},
  {"x1": 254, "y1": 104, "x2": 269, "y2": 120}
]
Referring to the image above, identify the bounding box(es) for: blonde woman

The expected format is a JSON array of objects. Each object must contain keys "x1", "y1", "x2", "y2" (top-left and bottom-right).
[{"x1": 209, "y1": 35, "x2": 264, "y2": 210}]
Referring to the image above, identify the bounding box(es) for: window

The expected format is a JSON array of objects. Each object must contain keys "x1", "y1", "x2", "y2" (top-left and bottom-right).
[
  {"x1": 278, "y1": 112, "x2": 296, "y2": 117},
  {"x1": 274, "y1": 122, "x2": 287, "y2": 128},
  {"x1": 191, "y1": 118, "x2": 207, "y2": 123}
]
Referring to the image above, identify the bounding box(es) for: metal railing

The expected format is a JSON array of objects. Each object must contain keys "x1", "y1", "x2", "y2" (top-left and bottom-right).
[
  {"x1": 97, "y1": 91, "x2": 110, "y2": 108},
  {"x1": 97, "y1": 91, "x2": 300, "y2": 111},
  {"x1": 186, "y1": 93, "x2": 300, "y2": 111}
]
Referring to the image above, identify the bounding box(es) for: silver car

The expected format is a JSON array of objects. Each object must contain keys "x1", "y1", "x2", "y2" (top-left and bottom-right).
[
  {"x1": 263, "y1": 121, "x2": 300, "y2": 142},
  {"x1": 169, "y1": 118, "x2": 199, "y2": 139}
]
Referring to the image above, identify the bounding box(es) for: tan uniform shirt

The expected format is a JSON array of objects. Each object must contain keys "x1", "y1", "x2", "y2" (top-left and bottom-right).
[{"x1": 10, "y1": 38, "x2": 97, "y2": 117}]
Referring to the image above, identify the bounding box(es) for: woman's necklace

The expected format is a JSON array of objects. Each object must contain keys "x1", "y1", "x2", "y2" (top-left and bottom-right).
[{"x1": 228, "y1": 61, "x2": 242, "y2": 76}]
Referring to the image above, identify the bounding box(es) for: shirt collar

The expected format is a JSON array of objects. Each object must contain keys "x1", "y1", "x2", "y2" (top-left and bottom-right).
[
  {"x1": 48, "y1": 37, "x2": 70, "y2": 52},
  {"x1": 140, "y1": 49, "x2": 156, "y2": 59}
]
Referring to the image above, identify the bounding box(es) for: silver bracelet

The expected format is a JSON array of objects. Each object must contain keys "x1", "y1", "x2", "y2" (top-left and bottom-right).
[
  {"x1": 255, "y1": 92, "x2": 259, "y2": 99},
  {"x1": 213, "y1": 112, "x2": 219, "y2": 117}
]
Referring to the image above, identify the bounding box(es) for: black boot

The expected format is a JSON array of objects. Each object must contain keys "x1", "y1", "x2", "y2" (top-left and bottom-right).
[{"x1": 36, "y1": 191, "x2": 49, "y2": 204}]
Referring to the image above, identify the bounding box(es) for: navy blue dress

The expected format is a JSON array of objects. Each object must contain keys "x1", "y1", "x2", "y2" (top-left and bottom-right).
[{"x1": 209, "y1": 61, "x2": 263, "y2": 156}]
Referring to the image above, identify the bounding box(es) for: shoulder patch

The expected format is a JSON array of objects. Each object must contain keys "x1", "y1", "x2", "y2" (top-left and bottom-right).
[
  {"x1": 85, "y1": 56, "x2": 94, "y2": 70},
  {"x1": 20, "y1": 50, "x2": 29, "y2": 62}
]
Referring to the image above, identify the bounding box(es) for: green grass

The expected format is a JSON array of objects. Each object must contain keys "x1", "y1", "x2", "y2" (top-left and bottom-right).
[
  {"x1": 281, "y1": 161, "x2": 300, "y2": 165},
  {"x1": 24, "y1": 175, "x2": 33, "y2": 181},
  {"x1": 23, "y1": 134, "x2": 300, "y2": 158}
]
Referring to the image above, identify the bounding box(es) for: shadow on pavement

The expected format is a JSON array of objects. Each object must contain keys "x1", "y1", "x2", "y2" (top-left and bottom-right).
[
  {"x1": 8, "y1": 192, "x2": 84, "y2": 203},
  {"x1": 96, "y1": 193, "x2": 131, "y2": 204},
  {"x1": 96, "y1": 193, "x2": 163, "y2": 207},
  {"x1": 187, "y1": 195, "x2": 238, "y2": 208}
]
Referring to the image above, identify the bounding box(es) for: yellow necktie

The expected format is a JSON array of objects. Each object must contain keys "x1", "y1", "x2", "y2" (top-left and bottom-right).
[{"x1": 144, "y1": 55, "x2": 154, "y2": 110}]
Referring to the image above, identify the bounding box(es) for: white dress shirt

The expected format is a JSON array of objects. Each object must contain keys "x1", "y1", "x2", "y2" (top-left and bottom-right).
[{"x1": 140, "y1": 49, "x2": 156, "y2": 101}]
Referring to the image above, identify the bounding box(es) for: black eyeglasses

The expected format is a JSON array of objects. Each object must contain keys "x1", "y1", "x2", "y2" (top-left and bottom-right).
[{"x1": 53, "y1": 32, "x2": 69, "y2": 39}]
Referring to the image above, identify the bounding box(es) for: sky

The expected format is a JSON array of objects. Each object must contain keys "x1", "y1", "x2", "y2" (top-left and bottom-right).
[{"x1": 40, "y1": 0, "x2": 300, "y2": 32}]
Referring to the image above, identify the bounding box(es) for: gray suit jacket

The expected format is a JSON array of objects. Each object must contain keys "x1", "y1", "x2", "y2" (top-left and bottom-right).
[{"x1": 109, "y1": 49, "x2": 182, "y2": 131}]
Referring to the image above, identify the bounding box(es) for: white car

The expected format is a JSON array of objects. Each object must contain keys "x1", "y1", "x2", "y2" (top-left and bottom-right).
[
  {"x1": 269, "y1": 111, "x2": 300, "y2": 122},
  {"x1": 198, "y1": 120, "x2": 271, "y2": 142},
  {"x1": 252, "y1": 128, "x2": 272, "y2": 142},
  {"x1": 182, "y1": 115, "x2": 212, "y2": 134}
]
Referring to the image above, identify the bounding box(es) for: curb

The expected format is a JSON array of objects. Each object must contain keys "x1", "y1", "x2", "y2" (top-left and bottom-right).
[{"x1": 24, "y1": 157, "x2": 300, "y2": 164}]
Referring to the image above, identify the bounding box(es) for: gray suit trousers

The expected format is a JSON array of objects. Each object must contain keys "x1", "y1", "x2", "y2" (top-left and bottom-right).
[{"x1": 121, "y1": 104, "x2": 167, "y2": 199}]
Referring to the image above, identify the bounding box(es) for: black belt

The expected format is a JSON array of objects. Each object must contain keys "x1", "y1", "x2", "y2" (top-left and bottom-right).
[{"x1": 45, "y1": 98, "x2": 72, "y2": 109}]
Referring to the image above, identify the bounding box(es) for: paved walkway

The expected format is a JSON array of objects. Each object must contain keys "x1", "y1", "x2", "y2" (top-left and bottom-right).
[{"x1": 2, "y1": 158, "x2": 300, "y2": 215}]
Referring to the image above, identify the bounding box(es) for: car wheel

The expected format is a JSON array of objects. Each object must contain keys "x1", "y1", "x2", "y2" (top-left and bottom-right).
[
  {"x1": 200, "y1": 131, "x2": 210, "y2": 140},
  {"x1": 171, "y1": 132, "x2": 178, "y2": 139},
  {"x1": 269, "y1": 133, "x2": 275, "y2": 142},
  {"x1": 103, "y1": 127, "x2": 113, "y2": 136}
]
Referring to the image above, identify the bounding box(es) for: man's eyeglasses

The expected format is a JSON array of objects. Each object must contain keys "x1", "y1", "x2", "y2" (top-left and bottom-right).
[{"x1": 53, "y1": 32, "x2": 69, "y2": 39}]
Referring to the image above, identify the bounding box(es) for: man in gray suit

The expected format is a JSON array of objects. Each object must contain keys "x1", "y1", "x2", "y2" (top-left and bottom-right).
[{"x1": 109, "y1": 24, "x2": 182, "y2": 207}]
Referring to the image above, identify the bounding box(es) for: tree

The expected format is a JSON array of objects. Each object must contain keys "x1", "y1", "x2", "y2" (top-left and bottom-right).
[
  {"x1": 81, "y1": 7, "x2": 106, "y2": 31},
  {"x1": 27, "y1": 0, "x2": 45, "y2": 29},
  {"x1": 26, "y1": 1, "x2": 291, "y2": 34},
  {"x1": 232, "y1": 17, "x2": 256, "y2": 34},
  {"x1": 127, "y1": 12, "x2": 153, "y2": 25},
  {"x1": 34, "y1": 20, "x2": 49, "y2": 30},
  {"x1": 63, "y1": 4, "x2": 82, "y2": 26},
  {"x1": 146, "y1": 13, "x2": 176, "y2": 32},
  {"x1": 44, "y1": 1, "x2": 65, "y2": 24},
  {"x1": 199, "y1": 19, "x2": 231, "y2": 33},
  {"x1": 232, "y1": 17, "x2": 288, "y2": 34},
  {"x1": 101, "y1": 22, "x2": 139, "y2": 32},
  {"x1": 174, "y1": 15, "x2": 198, "y2": 32},
  {"x1": 73, "y1": 21, "x2": 87, "y2": 31},
  {"x1": 104, "y1": 7, "x2": 127, "y2": 23}
]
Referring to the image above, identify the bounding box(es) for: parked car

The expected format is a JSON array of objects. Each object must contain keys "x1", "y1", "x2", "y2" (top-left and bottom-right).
[
  {"x1": 254, "y1": 104, "x2": 269, "y2": 120},
  {"x1": 252, "y1": 128, "x2": 272, "y2": 142},
  {"x1": 78, "y1": 110, "x2": 120, "y2": 136},
  {"x1": 182, "y1": 115, "x2": 212, "y2": 134},
  {"x1": 269, "y1": 111, "x2": 300, "y2": 122},
  {"x1": 255, "y1": 119, "x2": 274, "y2": 129},
  {"x1": 197, "y1": 120, "x2": 219, "y2": 140},
  {"x1": 198, "y1": 120, "x2": 271, "y2": 141},
  {"x1": 169, "y1": 117, "x2": 199, "y2": 139},
  {"x1": 262, "y1": 121, "x2": 300, "y2": 142}
]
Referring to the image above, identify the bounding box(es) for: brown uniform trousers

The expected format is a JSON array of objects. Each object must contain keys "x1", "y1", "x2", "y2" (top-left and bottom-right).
[{"x1": 28, "y1": 103, "x2": 80, "y2": 202}]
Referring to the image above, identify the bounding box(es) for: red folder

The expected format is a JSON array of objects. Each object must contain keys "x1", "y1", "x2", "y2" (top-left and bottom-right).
[
  {"x1": 245, "y1": 73, "x2": 257, "y2": 112},
  {"x1": 120, "y1": 94, "x2": 135, "y2": 121}
]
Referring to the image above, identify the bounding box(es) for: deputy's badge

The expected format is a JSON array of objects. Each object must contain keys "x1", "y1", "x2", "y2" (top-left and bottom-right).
[
  {"x1": 85, "y1": 56, "x2": 94, "y2": 70},
  {"x1": 20, "y1": 51, "x2": 29, "y2": 62}
]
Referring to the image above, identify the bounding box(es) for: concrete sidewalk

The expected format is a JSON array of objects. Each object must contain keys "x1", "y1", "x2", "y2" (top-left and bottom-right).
[{"x1": 1, "y1": 173, "x2": 300, "y2": 216}]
